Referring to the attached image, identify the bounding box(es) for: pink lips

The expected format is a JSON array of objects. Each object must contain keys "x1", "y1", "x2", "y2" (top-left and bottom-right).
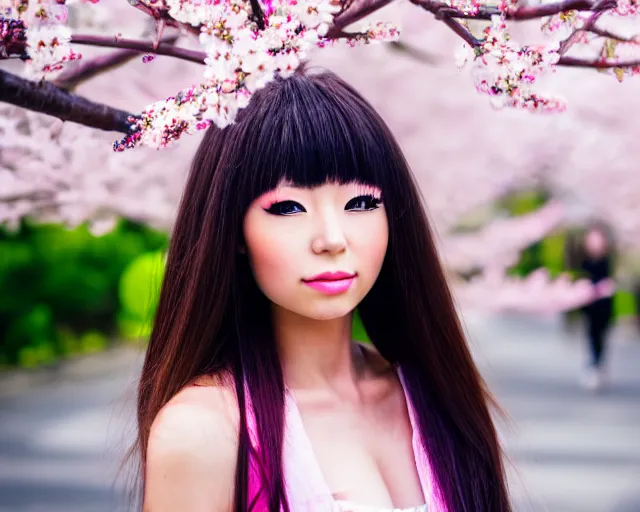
[{"x1": 302, "y1": 271, "x2": 357, "y2": 296}]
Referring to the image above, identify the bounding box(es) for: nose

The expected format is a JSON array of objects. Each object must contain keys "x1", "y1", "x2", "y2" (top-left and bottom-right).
[{"x1": 311, "y1": 211, "x2": 347, "y2": 255}]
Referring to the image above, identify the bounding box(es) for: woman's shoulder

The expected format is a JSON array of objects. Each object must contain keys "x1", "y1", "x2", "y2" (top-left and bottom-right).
[
  {"x1": 144, "y1": 372, "x2": 239, "y2": 511},
  {"x1": 154, "y1": 372, "x2": 239, "y2": 430},
  {"x1": 148, "y1": 372, "x2": 240, "y2": 456}
]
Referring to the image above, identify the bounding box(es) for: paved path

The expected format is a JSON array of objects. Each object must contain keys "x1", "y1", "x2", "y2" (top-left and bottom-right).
[
  {"x1": 465, "y1": 313, "x2": 640, "y2": 512},
  {"x1": 0, "y1": 313, "x2": 638, "y2": 511},
  {"x1": 0, "y1": 348, "x2": 142, "y2": 512}
]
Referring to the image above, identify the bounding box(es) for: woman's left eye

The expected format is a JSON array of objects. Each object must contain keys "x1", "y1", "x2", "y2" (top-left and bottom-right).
[
  {"x1": 264, "y1": 200, "x2": 306, "y2": 216},
  {"x1": 345, "y1": 194, "x2": 382, "y2": 211}
]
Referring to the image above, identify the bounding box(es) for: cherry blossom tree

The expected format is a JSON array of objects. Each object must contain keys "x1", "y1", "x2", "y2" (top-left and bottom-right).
[{"x1": 1, "y1": 0, "x2": 639, "y2": 312}]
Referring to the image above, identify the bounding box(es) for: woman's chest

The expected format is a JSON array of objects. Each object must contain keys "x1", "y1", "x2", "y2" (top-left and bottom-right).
[{"x1": 293, "y1": 399, "x2": 426, "y2": 509}]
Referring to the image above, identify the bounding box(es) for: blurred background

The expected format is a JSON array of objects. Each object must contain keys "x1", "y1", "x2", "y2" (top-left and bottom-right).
[{"x1": 1, "y1": 2, "x2": 639, "y2": 511}]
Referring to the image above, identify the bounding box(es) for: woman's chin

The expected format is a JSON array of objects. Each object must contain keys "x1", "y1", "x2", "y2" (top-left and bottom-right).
[{"x1": 288, "y1": 302, "x2": 357, "y2": 322}]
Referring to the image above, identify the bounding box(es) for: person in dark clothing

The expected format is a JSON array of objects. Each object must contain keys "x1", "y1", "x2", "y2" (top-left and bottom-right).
[{"x1": 579, "y1": 225, "x2": 616, "y2": 390}]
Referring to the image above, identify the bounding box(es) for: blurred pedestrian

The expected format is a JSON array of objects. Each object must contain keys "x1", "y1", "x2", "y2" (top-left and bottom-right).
[{"x1": 576, "y1": 222, "x2": 616, "y2": 391}]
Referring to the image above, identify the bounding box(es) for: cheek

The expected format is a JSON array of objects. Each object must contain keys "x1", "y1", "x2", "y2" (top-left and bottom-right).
[
  {"x1": 350, "y1": 214, "x2": 389, "y2": 271},
  {"x1": 243, "y1": 213, "x2": 300, "y2": 295},
  {"x1": 246, "y1": 230, "x2": 282, "y2": 278}
]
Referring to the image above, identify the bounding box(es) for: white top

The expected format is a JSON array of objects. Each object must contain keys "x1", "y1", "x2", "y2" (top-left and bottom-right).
[{"x1": 334, "y1": 501, "x2": 429, "y2": 512}]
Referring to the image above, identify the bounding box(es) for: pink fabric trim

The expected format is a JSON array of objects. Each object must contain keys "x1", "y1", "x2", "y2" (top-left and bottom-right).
[
  {"x1": 244, "y1": 381, "x2": 270, "y2": 511},
  {"x1": 243, "y1": 370, "x2": 446, "y2": 511},
  {"x1": 397, "y1": 369, "x2": 447, "y2": 512}
]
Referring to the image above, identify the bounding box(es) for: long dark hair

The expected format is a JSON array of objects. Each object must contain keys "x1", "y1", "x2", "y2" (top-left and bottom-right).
[{"x1": 135, "y1": 68, "x2": 512, "y2": 511}]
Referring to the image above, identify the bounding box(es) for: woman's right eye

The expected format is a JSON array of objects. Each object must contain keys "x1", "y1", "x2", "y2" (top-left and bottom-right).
[{"x1": 264, "y1": 200, "x2": 306, "y2": 216}]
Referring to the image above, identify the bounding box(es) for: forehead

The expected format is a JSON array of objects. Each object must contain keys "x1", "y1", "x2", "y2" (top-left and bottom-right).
[{"x1": 586, "y1": 229, "x2": 606, "y2": 239}]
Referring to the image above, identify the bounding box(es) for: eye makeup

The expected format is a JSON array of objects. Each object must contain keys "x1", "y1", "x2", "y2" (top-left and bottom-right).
[
  {"x1": 347, "y1": 182, "x2": 383, "y2": 211},
  {"x1": 264, "y1": 200, "x2": 306, "y2": 216},
  {"x1": 344, "y1": 194, "x2": 382, "y2": 211},
  {"x1": 351, "y1": 183, "x2": 383, "y2": 199},
  {"x1": 255, "y1": 182, "x2": 383, "y2": 216},
  {"x1": 257, "y1": 190, "x2": 285, "y2": 211}
]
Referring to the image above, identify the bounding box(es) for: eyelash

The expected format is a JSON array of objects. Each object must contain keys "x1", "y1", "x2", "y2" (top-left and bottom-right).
[
  {"x1": 346, "y1": 194, "x2": 382, "y2": 212},
  {"x1": 264, "y1": 194, "x2": 382, "y2": 216}
]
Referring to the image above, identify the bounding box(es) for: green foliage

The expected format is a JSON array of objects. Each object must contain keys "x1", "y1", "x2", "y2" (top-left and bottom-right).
[
  {"x1": 0, "y1": 219, "x2": 168, "y2": 367},
  {"x1": 500, "y1": 189, "x2": 550, "y2": 278},
  {"x1": 117, "y1": 251, "x2": 166, "y2": 340},
  {"x1": 539, "y1": 233, "x2": 566, "y2": 278},
  {"x1": 497, "y1": 189, "x2": 548, "y2": 217},
  {"x1": 613, "y1": 290, "x2": 637, "y2": 318},
  {"x1": 9, "y1": 305, "x2": 57, "y2": 368},
  {"x1": 352, "y1": 308, "x2": 370, "y2": 342},
  {"x1": 79, "y1": 330, "x2": 109, "y2": 354}
]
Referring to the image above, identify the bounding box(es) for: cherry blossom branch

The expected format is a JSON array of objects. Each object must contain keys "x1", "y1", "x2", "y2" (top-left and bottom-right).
[
  {"x1": 1, "y1": 0, "x2": 638, "y2": 143},
  {"x1": 408, "y1": 0, "x2": 614, "y2": 49},
  {"x1": 505, "y1": 0, "x2": 616, "y2": 19},
  {"x1": 409, "y1": 0, "x2": 639, "y2": 67},
  {"x1": 0, "y1": 188, "x2": 54, "y2": 204},
  {"x1": 53, "y1": 35, "x2": 180, "y2": 90},
  {"x1": 249, "y1": 0, "x2": 266, "y2": 30},
  {"x1": 558, "y1": 10, "x2": 605, "y2": 54},
  {"x1": 0, "y1": 69, "x2": 136, "y2": 133},
  {"x1": 52, "y1": 49, "x2": 142, "y2": 90},
  {"x1": 70, "y1": 34, "x2": 205, "y2": 64},
  {"x1": 587, "y1": 26, "x2": 640, "y2": 43},
  {"x1": 326, "y1": 0, "x2": 396, "y2": 38},
  {"x1": 556, "y1": 56, "x2": 640, "y2": 67},
  {"x1": 1, "y1": 28, "x2": 205, "y2": 65},
  {"x1": 0, "y1": 17, "x2": 27, "y2": 59},
  {"x1": 441, "y1": 17, "x2": 481, "y2": 46},
  {"x1": 410, "y1": 0, "x2": 616, "y2": 20},
  {"x1": 126, "y1": 0, "x2": 200, "y2": 37},
  {"x1": 556, "y1": 9, "x2": 638, "y2": 65}
]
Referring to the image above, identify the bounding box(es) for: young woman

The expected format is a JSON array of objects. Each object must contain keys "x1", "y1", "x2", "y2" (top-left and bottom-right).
[{"x1": 137, "y1": 69, "x2": 512, "y2": 511}]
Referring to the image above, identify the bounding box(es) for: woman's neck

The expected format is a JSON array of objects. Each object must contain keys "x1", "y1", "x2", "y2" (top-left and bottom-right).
[{"x1": 272, "y1": 306, "x2": 366, "y2": 395}]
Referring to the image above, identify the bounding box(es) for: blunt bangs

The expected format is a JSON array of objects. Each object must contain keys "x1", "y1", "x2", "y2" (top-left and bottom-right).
[{"x1": 228, "y1": 72, "x2": 397, "y2": 206}]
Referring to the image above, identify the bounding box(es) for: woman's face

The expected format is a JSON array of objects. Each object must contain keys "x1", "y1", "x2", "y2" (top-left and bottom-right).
[
  {"x1": 585, "y1": 228, "x2": 608, "y2": 258},
  {"x1": 243, "y1": 180, "x2": 389, "y2": 321}
]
